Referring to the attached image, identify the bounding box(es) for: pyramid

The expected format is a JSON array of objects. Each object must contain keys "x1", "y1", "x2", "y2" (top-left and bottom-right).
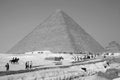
[
  {"x1": 7, "y1": 10, "x2": 104, "y2": 54},
  {"x1": 105, "y1": 41, "x2": 120, "y2": 52}
]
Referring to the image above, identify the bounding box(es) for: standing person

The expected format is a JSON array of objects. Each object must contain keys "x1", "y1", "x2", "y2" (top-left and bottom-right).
[
  {"x1": 25, "y1": 61, "x2": 28, "y2": 69},
  {"x1": 5, "y1": 63, "x2": 9, "y2": 71},
  {"x1": 30, "y1": 61, "x2": 32, "y2": 69}
]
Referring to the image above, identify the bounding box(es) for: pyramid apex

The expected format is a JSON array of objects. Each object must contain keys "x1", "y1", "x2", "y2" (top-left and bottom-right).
[
  {"x1": 56, "y1": 9, "x2": 62, "y2": 12},
  {"x1": 55, "y1": 9, "x2": 65, "y2": 14}
]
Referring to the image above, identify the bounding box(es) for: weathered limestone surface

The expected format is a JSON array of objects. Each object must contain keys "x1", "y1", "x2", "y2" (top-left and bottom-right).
[{"x1": 7, "y1": 10, "x2": 104, "y2": 54}]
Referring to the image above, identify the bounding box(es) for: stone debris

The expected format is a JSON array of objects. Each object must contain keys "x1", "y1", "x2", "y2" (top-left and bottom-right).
[{"x1": 0, "y1": 61, "x2": 113, "y2": 80}]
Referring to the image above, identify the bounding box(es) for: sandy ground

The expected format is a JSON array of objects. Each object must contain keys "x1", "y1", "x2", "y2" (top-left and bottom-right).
[
  {"x1": 0, "y1": 53, "x2": 73, "y2": 71},
  {"x1": 0, "y1": 53, "x2": 120, "y2": 80}
]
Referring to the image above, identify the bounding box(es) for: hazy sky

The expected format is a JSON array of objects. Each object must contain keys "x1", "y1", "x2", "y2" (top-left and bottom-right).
[{"x1": 0, "y1": 0, "x2": 120, "y2": 52}]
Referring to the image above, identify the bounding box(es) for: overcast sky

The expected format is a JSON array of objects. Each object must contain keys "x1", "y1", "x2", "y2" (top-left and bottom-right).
[{"x1": 0, "y1": 0, "x2": 120, "y2": 52}]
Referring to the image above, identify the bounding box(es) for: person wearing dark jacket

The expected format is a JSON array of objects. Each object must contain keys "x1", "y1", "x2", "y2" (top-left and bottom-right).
[{"x1": 5, "y1": 63, "x2": 9, "y2": 71}]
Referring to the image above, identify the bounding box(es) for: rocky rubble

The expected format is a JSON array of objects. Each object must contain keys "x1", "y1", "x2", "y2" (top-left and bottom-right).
[{"x1": 0, "y1": 61, "x2": 112, "y2": 80}]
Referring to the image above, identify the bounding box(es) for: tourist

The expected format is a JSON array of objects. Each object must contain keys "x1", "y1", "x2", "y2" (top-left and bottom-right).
[
  {"x1": 30, "y1": 61, "x2": 32, "y2": 69},
  {"x1": 25, "y1": 61, "x2": 29, "y2": 69},
  {"x1": 5, "y1": 63, "x2": 9, "y2": 71}
]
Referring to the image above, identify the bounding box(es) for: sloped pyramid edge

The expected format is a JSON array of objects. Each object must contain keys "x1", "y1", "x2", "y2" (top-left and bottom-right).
[{"x1": 7, "y1": 10, "x2": 104, "y2": 54}]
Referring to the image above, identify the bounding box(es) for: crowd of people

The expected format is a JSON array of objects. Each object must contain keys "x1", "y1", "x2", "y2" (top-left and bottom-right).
[{"x1": 72, "y1": 53, "x2": 98, "y2": 62}]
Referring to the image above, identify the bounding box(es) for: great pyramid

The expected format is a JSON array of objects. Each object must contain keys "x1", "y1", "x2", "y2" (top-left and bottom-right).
[{"x1": 7, "y1": 10, "x2": 104, "y2": 54}]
